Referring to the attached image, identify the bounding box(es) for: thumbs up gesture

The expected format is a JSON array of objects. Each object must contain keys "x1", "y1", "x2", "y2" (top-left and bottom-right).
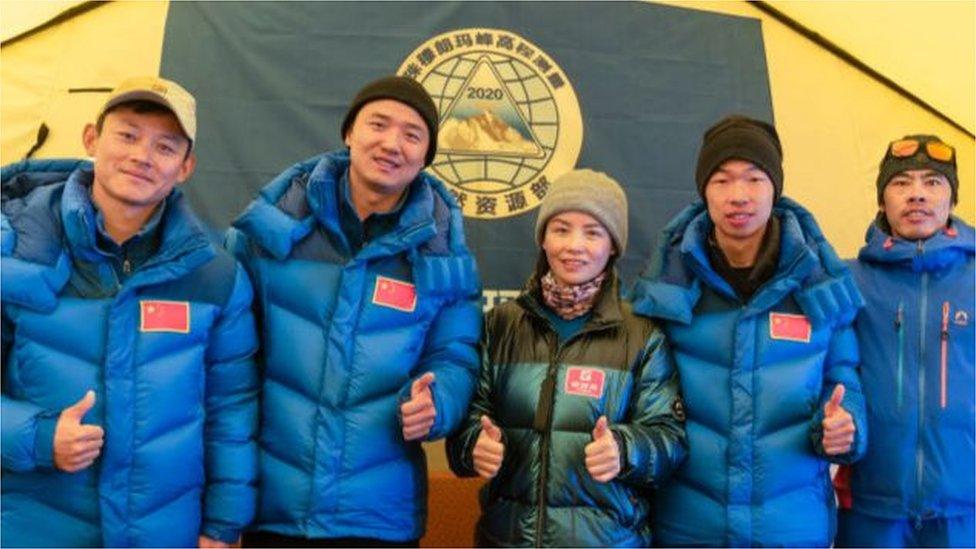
[
  {"x1": 585, "y1": 416, "x2": 621, "y2": 483},
  {"x1": 401, "y1": 372, "x2": 437, "y2": 441},
  {"x1": 473, "y1": 415, "x2": 505, "y2": 479},
  {"x1": 822, "y1": 384, "x2": 856, "y2": 455},
  {"x1": 53, "y1": 391, "x2": 105, "y2": 473}
]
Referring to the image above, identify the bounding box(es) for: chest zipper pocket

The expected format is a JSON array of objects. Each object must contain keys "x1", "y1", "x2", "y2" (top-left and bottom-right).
[
  {"x1": 940, "y1": 301, "x2": 950, "y2": 409},
  {"x1": 896, "y1": 302, "x2": 905, "y2": 410}
]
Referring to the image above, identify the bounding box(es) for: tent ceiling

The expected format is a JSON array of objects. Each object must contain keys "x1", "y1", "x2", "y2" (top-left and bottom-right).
[{"x1": 767, "y1": 0, "x2": 974, "y2": 135}]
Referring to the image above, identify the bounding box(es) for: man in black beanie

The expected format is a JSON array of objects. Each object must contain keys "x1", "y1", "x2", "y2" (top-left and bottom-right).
[
  {"x1": 229, "y1": 75, "x2": 481, "y2": 547},
  {"x1": 631, "y1": 114, "x2": 867, "y2": 546},
  {"x1": 693, "y1": 115, "x2": 785, "y2": 297}
]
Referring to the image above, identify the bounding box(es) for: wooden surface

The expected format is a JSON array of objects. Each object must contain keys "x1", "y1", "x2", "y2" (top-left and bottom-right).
[{"x1": 421, "y1": 470, "x2": 485, "y2": 548}]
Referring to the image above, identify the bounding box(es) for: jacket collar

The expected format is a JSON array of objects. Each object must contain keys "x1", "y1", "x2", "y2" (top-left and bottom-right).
[
  {"x1": 631, "y1": 197, "x2": 862, "y2": 328},
  {"x1": 233, "y1": 149, "x2": 438, "y2": 261},
  {"x1": 858, "y1": 216, "x2": 974, "y2": 272},
  {"x1": 2, "y1": 162, "x2": 214, "y2": 312},
  {"x1": 519, "y1": 254, "x2": 624, "y2": 330},
  {"x1": 675, "y1": 199, "x2": 819, "y2": 304},
  {"x1": 60, "y1": 167, "x2": 213, "y2": 273}
]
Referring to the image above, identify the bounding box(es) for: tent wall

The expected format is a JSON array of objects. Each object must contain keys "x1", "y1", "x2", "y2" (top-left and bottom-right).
[
  {"x1": 1, "y1": 0, "x2": 972, "y2": 263},
  {"x1": 1, "y1": 1, "x2": 168, "y2": 163},
  {"x1": 662, "y1": 0, "x2": 974, "y2": 257},
  {"x1": 765, "y1": 0, "x2": 975, "y2": 136}
]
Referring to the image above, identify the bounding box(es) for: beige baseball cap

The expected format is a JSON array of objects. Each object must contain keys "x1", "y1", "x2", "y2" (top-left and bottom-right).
[{"x1": 99, "y1": 76, "x2": 197, "y2": 149}]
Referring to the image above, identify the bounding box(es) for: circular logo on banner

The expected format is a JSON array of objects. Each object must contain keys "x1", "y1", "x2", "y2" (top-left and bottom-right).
[{"x1": 398, "y1": 28, "x2": 583, "y2": 219}]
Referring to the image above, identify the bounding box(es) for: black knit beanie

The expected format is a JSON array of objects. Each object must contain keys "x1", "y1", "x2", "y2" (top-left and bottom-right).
[
  {"x1": 695, "y1": 115, "x2": 784, "y2": 200},
  {"x1": 876, "y1": 134, "x2": 958, "y2": 205},
  {"x1": 340, "y1": 76, "x2": 439, "y2": 166}
]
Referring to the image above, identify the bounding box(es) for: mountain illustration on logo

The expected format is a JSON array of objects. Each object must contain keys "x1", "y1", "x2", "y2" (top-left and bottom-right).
[
  {"x1": 438, "y1": 55, "x2": 545, "y2": 158},
  {"x1": 440, "y1": 110, "x2": 541, "y2": 155}
]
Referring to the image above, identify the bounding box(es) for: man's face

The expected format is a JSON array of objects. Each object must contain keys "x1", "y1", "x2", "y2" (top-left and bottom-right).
[
  {"x1": 704, "y1": 159, "x2": 775, "y2": 246},
  {"x1": 84, "y1": 106, "x2": 195, "y2": 212},
  {"x1": 344, "y1": 99, "x2": 429, "y2": 198},
  {"x1": 881, "y1": 169, "x2": 952, "y2": 240}
]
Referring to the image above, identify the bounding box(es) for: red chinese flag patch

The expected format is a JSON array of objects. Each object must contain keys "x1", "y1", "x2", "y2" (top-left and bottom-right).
[
  {"x1": 564, "y1": 367, "x2": 606, "y2": 399},
  {"x1": 769, "y1": 312, "x2": 811, "y2": 343},
  {"x1": 372, "y1": 276, "x2": 417, "y2": 313},
  {"x1": 140, "y1": 300, "x2": 190, "y2": 333}
]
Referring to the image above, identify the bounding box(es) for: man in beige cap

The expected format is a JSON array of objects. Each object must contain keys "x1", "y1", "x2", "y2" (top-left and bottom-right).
[{"x1": 1, "y1": 76, "x2": 259, "y2": 547}]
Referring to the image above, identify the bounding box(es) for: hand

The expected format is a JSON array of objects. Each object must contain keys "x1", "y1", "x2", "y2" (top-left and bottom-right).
[
  {"x1": 53, "y1": 391, "x2": 104, "y2": 473},
  {"x1": 473, "y1": 415, "x2": 505, "y2": 479},
  {"x1": 585, "y1": 416, "x2": 621, "y2": 483},
  {"x1": 198, "y1": 535, "x2": 232, "y2": 548},
  {"x1": 822, "y1": 384, "x2": 855, "y2": 455},
  {"x1": 401, "y1": 372, "x2": 436, "y2": 441}
]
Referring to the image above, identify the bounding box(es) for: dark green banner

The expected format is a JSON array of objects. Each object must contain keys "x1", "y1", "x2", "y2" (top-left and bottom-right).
[{"x1": 161, "y1": 1, "x2": 773, "y2": 295}]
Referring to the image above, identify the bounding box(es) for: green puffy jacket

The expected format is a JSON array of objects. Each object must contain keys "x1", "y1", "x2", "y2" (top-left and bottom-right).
[{"x1": 447, "y1": 274, "x2": 687, "y2": 547}]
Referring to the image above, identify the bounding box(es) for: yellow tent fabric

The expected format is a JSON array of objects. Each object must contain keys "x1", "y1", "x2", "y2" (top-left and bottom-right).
[
  {"x1": 0, "y1": 1, "x2": 167, "y2": 163},
  {"x1": 658, "y1": 0, "x2": 974, "y2": 256},
  {"x1": 767, "y1": 0, "x2": 975, "y2": 136},
  {"x1": 1, "y1": 0, "x2": 972, "y2": 260}
]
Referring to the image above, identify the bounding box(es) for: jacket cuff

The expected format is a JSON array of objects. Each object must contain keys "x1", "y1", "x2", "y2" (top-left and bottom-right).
[
  {"x1": 33, "y1": 415, "x2": 58, "y2": 470},
  {"x1": 201, "y1": 522, "x2": 240, "y2": 544},
  {"x1": 611, "y1": 428, "x2": 632, "y2": 477}
]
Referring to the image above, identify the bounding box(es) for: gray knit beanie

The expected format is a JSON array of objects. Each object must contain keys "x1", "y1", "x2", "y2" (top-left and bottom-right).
[{"x1": 535, "y1": 169, "x2": 628, "y2": 255}]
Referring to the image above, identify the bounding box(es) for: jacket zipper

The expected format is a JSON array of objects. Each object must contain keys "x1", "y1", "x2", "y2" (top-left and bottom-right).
[
  {"x1": 531, "y1": 320, "x2": 610, "y2": 547},
  {"x1": 896, "y1": 302, "x2": 905, "y2": 410},
  {"x1": 534, "y1": 339, "x2": 561, "y2": 548},
  {"x1": 940, "y1": 301, "x2": 950, "y2": 409},
  {"x1": 914, "y1": 239, "x2": 928, "y2": 526}
]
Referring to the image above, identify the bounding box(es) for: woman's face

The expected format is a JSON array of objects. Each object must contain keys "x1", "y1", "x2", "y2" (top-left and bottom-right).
[{"x1": 542, "y1": 210, "x2": 615, "y2": 286}]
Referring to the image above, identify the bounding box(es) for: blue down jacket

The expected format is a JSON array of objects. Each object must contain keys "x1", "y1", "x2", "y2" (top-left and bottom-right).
[
  {"x1": 844, "y1": 217, "x2": 975, "y2": 521},
  {"x1": 226, "y1": 150, "x2": 481, "y2": 542},
  {"x1": 0, "y1": 159, "x2": 259, "y2": 547},
  {"x1": 630, "y1": 198, "x2": 868, "y2": 547}
]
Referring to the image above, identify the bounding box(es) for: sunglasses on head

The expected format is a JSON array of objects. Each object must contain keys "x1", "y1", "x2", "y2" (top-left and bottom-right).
[{"x1": 889, "y1": 139, "x2": 955, "y2": 163}]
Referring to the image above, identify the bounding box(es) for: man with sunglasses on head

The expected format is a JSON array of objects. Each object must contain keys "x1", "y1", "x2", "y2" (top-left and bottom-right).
[
  {"x1": 834, "y1": 135, "x2": 974, "y2": 547},
  {"x1": 630, "y1": 115, "x2": 868, "y2": 546}
]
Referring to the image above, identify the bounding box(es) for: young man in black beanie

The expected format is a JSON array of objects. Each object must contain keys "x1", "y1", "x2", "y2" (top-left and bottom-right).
[
  {"x1": 630, "y1": 114, "x2": 867, "y2": 546},
  {"x1": 835, "y1": 135, "x2": 974, "y2": 547},
  {"x1": 227, "y1": 75, "x2": 481, "y2": 547}
]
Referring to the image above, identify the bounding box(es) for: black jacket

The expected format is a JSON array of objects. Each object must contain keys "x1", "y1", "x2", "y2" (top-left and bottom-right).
[{"x1": 447, "y1": 274, "x2": 686, "y2": 547}]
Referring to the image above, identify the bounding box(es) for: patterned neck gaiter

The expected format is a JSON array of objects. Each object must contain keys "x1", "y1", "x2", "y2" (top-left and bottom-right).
[{"x1": 540, "y1": 270, "x2": 607, "y2": 320}]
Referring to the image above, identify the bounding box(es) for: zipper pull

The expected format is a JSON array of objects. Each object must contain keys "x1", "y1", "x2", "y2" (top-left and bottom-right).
[
  {"x1": 122, "y1": 258, "x2": 132, "y2": 275},
  {"x1": 940, "y1": 301, "x2": 950, "y2": 409},
  {"x1": 895, "y1": 303, "x2": 903, "y2": 329},
  {"x1": 941, "y1": 302, "x2": 950, "y2": 340}
]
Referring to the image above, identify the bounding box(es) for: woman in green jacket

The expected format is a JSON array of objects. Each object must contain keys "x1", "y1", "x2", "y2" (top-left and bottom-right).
[{"x1": 447, "y1": 169, "x2": 687, "y2": 547}]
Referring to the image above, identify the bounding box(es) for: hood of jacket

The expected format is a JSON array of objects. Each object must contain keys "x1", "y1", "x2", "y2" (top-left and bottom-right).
[
  {"x1": 231, "y1": 149, "x2": 479, "y2": 298},
  {"x1": 1, "y1": 158, "x2": 215, "y2": 312},
  {"x1": 234, "y1": 150, "x2": 448, "y2": 258},
  {"x1": 631, "y1": 197, "x2": 863, "y2": 329},
  {"x1": 857, "y1": 215, "x2": 974, "y2": 273}
]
